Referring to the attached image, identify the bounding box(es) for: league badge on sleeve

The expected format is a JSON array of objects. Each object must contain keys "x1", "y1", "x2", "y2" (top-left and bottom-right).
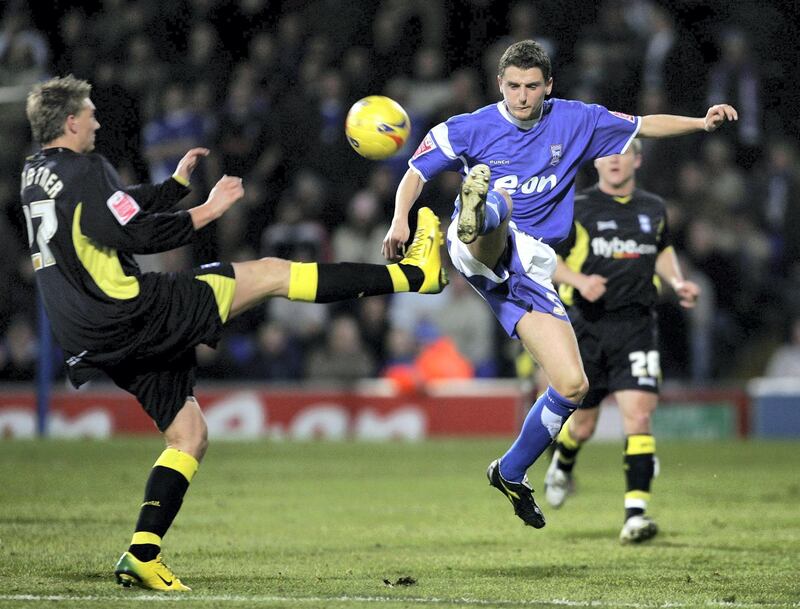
[
  {"x1": 106, "y1": 191, "x2": 141, "y2": 225},
  {"x1": 412, "y1": 133, "x2": 437, "y2": 159},
  {"x1": 609, "y1": 111, "x2": 636, "y2": 123}
]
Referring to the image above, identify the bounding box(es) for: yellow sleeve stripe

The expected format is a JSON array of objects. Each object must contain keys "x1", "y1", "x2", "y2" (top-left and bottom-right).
[
  {"x1": 196, "y1": 273, "x2": 236, "y2": 323},
  {"x1": 131, "y1": 531, "x2": 162, "y2": 547},
  {"x1": 625, "y1": 434, "x2": 656, "y2": 455},
  {"x1": 559, "y1": 221, "x2": 590, "y2": 306},
  {"x1": 387, "y1": 263, "x2": 410, "y2": 292},
  {"x1": 172, "y1": 173, "x2": 190, "y2": 187},
  {"x1": 154, "y1": 448, "x2": 199, "y2": 482},
  {"x1": 288, "y1": 262, "x2": 319, "y2": 302},
  {"x1": 72, "y1": 203, "x2": 140, "y2": 300}
]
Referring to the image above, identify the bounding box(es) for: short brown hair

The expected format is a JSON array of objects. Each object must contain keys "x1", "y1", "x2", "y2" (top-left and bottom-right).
[
  {"x1": 498, "y1": 40, "x2": 552, "y2": 81},
  {"x1": 26, "y1": 75, "x2": 92, "y2": 145}
]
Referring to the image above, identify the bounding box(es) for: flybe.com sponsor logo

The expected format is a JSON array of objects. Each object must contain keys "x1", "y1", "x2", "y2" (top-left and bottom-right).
[{"x1": 591, "y1": 237, "x2": 657, "y2": 259}]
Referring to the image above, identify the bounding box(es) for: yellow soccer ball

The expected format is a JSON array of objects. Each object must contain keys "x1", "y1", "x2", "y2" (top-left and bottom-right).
[{"x1": 345, "y1": 95, "x2": 411, "y2": 160}]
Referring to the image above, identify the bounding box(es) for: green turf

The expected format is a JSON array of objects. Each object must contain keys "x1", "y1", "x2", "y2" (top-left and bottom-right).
[{"x1": 0, "y1": 438, "x2": 798, "y2": 608}]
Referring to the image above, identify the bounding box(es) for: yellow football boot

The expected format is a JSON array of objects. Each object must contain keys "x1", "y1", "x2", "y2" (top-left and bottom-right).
[
  {"x1": 114, "y1": 551, "x2": 191, "y2": 591},
  {"x1": 399, "y1": 207, "x2": 448, "y2": 294}
]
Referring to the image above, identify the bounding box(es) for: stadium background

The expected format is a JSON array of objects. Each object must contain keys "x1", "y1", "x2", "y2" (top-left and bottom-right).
[{"x1": 1, "y1": 0, "x2": 799, "y2": 389}]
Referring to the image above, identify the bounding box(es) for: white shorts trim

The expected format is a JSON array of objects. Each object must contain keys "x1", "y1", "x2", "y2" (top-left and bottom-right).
[{"x1": 446, "y1": 221, "x2": 558, "y2": 292}]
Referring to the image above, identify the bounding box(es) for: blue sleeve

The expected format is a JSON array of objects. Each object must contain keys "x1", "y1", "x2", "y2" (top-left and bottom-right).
[
  {"x1": 408, "y1": 120, "x2": 466, "y2": 181},
  {"x1": 585, "y1": 104, "x2": 641, "y2": 160}
]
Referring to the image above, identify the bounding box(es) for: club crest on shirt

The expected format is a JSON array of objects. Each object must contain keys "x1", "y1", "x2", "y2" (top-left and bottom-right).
[
  {"x1": 549, "y1": 144, "x2": 562, "y2": 166},
  {"x1": 106, "y1": 191, "x2": 140, "y2": 225},
  {"x1": 638, "y1": 214, "x2": 652, "y2": 233},
  {"x1": 609, "y1": 110, "x2": 635, "y2": 123},
  {"x1": 412, "y1": 134, "x2": 436, "y2": 159}
]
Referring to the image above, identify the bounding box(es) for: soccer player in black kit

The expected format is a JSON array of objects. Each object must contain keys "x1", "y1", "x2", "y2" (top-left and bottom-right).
[
  {"x1": 21, "y1": 75, "x2": 447, "y2": 590},
  {"x1": 542, "y1": 139, "x2": 700, "y2": 543}
]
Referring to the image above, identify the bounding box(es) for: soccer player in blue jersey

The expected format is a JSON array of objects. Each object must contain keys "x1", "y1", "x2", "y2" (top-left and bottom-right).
[{"x1": 382, "y1": 39, "x2": 737, "y2": 529}]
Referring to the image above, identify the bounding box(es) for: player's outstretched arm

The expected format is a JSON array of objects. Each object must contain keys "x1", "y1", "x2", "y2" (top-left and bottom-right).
[
  {"x1": 188, "y1": 175, "x2": 244, "y2": 230},
  {"x1": 638, "y1": 104, "x2": 738, "y2": 138},
  {"x1": 655, "y1": 246, "x2": 699, "y2": 308},
  {"x1": 552, "y1": 257, "x2": 607, "y2": 302},
  {"x1": 382, "y1": 168, "x2": 424, "y2": 260}
]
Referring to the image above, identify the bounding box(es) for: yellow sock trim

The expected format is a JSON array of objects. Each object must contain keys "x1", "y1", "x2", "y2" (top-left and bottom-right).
[
  {"x1": 288, "y1": 262, "x2": 318, "y2": 302},
  {"x1": 196, "y1": 273, "x2": 236, "y2": 322},
  {"x1": 625, "y1": 434, "x2": 655, "y2": 455},
  {"x1": 131, "y1": 531, "x2": 162, "y2": 547},
  {"x1": 557, "y1": 420, "x2": 581, "y2": 450},
  {"x1": 624, "y1": 490, "x2": 651, "y2": 502},
  {"x1": 154, "y1": 448, "x2": 199, "y2": 483},
  {"x1": 386, "y1": 264, "x2": 410, "y2": 292}
]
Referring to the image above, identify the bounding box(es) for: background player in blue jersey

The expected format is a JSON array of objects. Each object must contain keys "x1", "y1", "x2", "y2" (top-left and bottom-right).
[{"x1": 382, "y1": 39, "x2": 737, "y2": 529}]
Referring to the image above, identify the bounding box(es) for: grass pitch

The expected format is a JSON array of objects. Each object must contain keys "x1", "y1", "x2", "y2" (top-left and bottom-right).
[{"x1": 0, "y1": 438, "x2": 798, "y2": 608}]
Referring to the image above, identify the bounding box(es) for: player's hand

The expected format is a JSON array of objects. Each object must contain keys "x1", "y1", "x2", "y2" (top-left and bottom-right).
[
  {"x1": 207, "y1": 174, "x2": 244, "y2": 216},
  {"x1": 382, "y1": 219, "x2": 411, "y2": 260},
  {"x1": 174, "y1": 147, "x2": 210, "y2": 182},
  {"x1": 673, "y1": 279, "x2": 700, "y2": 308},
  {"x1": 578, "y1": 274, "x2": 607, "y2": 302},
  {"x1": 704, "y1": 104, "x2": 738, "y2": 132}
]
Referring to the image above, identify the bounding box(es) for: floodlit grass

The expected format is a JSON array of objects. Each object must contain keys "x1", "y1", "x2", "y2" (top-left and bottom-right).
[{"x1": 0, "y1": 438, "x2": 798, "y2": 608}]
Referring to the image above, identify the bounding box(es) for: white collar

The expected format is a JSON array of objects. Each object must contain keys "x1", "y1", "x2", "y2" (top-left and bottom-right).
[{"x1": 497, "y1": 101, "x2": 543, "y2": 130}]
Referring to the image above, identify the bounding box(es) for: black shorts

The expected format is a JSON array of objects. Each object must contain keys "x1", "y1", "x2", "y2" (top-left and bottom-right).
[
  {"x1": 571, "y1": 306, "x2": 660, "y2": 409},
  {"x1": 104, "y1": 263, "x2": 237, "y2": 432}
]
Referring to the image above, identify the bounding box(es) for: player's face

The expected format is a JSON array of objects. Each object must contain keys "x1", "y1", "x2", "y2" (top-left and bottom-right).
[
  {"x1": 497, "y1": 66, "x2": 553, "y2": 121},
  {"x1": 71, "y1": 98, "x2": 100, "y2": 153},
  {"x1": 594, "y1": 147, "x2": 642, "y2": 189}
]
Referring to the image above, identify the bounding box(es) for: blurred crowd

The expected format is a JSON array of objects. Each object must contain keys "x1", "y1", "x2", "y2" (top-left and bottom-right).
[{"x1": 1, "y1": 0, "x2": 799, "y2": 385}]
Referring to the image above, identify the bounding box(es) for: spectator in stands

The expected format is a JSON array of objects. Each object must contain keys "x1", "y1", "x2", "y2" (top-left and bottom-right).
[
  {"x1": 240, "y1": 321, "x2": 305, "y2": 380},
  {"x1": 332, "y1": 190, "x2": 389, "y2": 265},
  {"x1": 306, "y1": 315, "x2": 376, "y2": 383},
  {"x1": 707, "y1": 28, "x2": 761, "y2": 165},
  {"x1": 0, "y1": 316, "x2": 37, "y2": 381}
]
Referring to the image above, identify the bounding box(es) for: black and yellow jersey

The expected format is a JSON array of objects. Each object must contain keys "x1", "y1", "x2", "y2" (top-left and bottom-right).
[
  {"x1": 19, "y1": 147, "x2": 195, "y2": 375},
  {"x1": 554, "y1": 185, "x2": 671, "y2": 318}
]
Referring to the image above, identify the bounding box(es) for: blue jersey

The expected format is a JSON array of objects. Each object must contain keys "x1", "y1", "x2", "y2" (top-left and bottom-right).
[{"x1": 409, "y1": 98, "x2": 641, "y2": 245}]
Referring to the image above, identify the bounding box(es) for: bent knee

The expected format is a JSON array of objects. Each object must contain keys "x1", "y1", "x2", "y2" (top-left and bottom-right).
[
  {"x1": 554, "y1": 375, "x2": 589, "y2": 405},
  {"x1": 569, "y1": 411, "x2": 597, "y2": 442},
  {"x1": 494, "y1": 188, "x2": 513, "y2": 212}
]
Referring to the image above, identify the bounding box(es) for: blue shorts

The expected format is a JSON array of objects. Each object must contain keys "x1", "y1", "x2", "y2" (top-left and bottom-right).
[{"x1": 446, "y1": 220, "x2": 570, "y2": 338}]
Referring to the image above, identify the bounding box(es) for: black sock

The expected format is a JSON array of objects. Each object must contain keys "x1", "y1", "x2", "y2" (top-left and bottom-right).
[
  {"x1": 623, "y1": 434, "x2": 655, "y2": 521},
  {"x1": 289, "y1": 262, "x2": 423, "y2": 303},
  {"x1": 128, "y1": 449, "x2": 198, "y2": 562}
]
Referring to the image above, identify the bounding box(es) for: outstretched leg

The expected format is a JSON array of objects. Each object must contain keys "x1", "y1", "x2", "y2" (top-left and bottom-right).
[{"x1": 228, "y1": 207, "x2": 447, "y2": 318}]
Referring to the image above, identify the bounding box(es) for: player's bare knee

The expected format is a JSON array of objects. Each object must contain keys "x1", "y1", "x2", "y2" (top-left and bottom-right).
[
  {"x1": 625, "y1": 411, "x2": 653, "y2": 435},
  {"x1": 570, "y1": 413, "x2": 596, "y2": 442},
  {"x1": 495, "y1": 188, "x2": 513, "y2": 212},
  {"x1": 557, "y1": 375, "x2": 588, "y2": 405},
  {"x1": 256, "y1": 257, "x2": 291, "y2": 296}
]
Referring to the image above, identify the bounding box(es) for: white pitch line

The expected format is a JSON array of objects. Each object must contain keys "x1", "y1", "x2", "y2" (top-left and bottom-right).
[{"x1": 0, "y1": 595, "x2": 798, "y2": 608}]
